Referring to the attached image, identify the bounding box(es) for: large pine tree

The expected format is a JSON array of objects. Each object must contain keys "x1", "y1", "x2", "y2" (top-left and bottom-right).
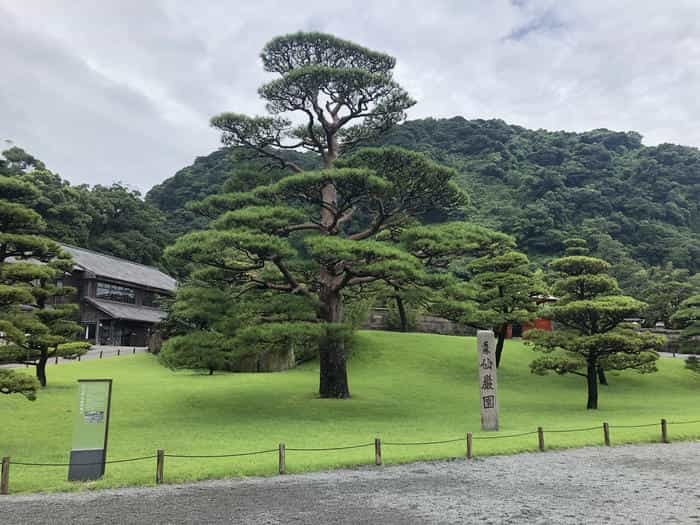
[{"x1": 166, "y1": 33, "x2": 468, "y2": 398}]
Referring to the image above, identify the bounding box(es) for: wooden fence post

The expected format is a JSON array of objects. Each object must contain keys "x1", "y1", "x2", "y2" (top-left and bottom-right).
[
  {"x1": 278, "y1": 443, "x2": 286, "y2": 475},
  {"x1": 1, "y1": 457, "x2": 10, "y2": 495},
  {"x1": 77, "y1": 355, "x2": 81, "y2": 362},
  {"x1": 99, "y1": 351, "x2": 103, "y2": 359},
  {"x1": 156, "y1": 449, "x2": 164, "y2": 484},
  {"x1": 133, "y1": 347, "x2": 136, "y2": 354},
  {"x1": 466, "y1": 432, "x2": 473, "y2": 460},
  {"x1": 117, "y1": 349, "x2": 121, "y2": 356},
  {"x1": 55, "y1": 356, "x2": 58, "y2": 364},
  {"x1": 661, "y1": 419, "x2": 669, "y2": 444},
  {"x1": 537, "y1": 427, "x2": 545, "y2": 452},
  {"x1": 374, "y1": 438, "x2": 382, "y2": 466},
  {"x1": 603, "y1": 422, "x2": 610, "y2": 446}
]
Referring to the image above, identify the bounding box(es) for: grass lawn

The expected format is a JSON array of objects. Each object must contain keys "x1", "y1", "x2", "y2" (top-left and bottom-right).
[{"x1": 1, "y1": 330, "x2": 699, "y2": 493}]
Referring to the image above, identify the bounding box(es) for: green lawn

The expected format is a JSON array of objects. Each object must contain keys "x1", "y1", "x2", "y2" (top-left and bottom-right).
[{"x1": 1, "y1": 330, "x2": 698, "y2": 493}]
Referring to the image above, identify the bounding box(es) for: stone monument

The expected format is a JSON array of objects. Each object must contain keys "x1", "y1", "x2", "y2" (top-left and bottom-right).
[{"x1": 477, "y1": 330, "x2": 499, "y2": 431}]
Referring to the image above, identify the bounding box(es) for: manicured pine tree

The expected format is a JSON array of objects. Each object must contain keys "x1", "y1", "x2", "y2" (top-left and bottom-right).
[
  {"x1": 526, "y1": 239, "x2": 662, "y2": 409},
  {"x1": 464, "y1": 250, "x2": 539, "y2": 367},
  {"x1": 166, "y1": 33, "x2": 466, "y2": 398},
  {"x1": 412, "y1": 227, "x2": 537, "y2": 367},
  {"x1": 0, "y1": 175, "x2": 88, "y2": 391}
]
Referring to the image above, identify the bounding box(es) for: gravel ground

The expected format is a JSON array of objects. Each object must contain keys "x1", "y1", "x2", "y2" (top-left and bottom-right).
[{"x1": 1, "y1": 442, "x2": 699, "y2": 524}]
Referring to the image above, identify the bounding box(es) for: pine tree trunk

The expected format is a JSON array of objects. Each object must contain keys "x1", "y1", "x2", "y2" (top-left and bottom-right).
[
  {"x1": 586, "y1": 361, "x2": 598, "y2": 409},
  {"x1": 36, "y1": 354, "x2": 48, "y2": 387},
  {"x1": 319, "y1": 327, "x2": 350, "y2": 398},
  {"x1": 495, "y1": 324, "x2": 507, "y2": 368},
  {"x1": 316, "y1": 140, "x2": 350, "y2": 398},
  {"x1": 318, "y1": 279, "x2": 350, "y2": 399},
  {"x1": 597, "y1": 367, "x2": 608, "y2": 385},
  {"x1": 395, "y1": 295, "x2": 408, "y2": 332}
]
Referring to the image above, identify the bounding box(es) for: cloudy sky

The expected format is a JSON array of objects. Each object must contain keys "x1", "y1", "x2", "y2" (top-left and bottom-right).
[{"x1": 2, "y1": 1, "x2": 699, "y2": 192}]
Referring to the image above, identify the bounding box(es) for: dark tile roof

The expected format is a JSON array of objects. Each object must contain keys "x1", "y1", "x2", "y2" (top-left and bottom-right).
[
  {"x1": 62, "y1": 245, "x2": 177, "y2": 293},
  {"x1": 86, "y1": 297, "x2": 167, "y2": 324}
]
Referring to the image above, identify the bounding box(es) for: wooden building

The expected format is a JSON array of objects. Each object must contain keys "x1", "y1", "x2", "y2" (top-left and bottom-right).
[{"x1": 60, "y1": 245, "x2": 177, "y2": 346}]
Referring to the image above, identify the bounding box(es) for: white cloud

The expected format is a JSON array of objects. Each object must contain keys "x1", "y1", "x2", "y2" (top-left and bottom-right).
[{"x1": 1, "y1": 0, "x2": 699, "y2": 191}]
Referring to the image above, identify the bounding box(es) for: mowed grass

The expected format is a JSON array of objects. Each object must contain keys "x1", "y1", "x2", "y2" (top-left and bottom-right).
[{"x1": 1, "y1": 330, "x2": 699, "y2": 493}]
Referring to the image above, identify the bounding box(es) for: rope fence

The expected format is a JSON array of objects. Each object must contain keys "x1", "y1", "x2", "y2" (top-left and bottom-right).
[
  {"x1": 286, "y1": 442, "x2": 374, "y2": 452},
  {"x1": 9, "y1": 455, "x2": 157, "y2": 467},
  {"x1": 164, "y1": 449, "x2": 278, "y2": 459},
  {"x1": 384, "y1": 437, "x2": 465, "y2": 446},
  {"x1": 472, "y1": 430, "x2": 539, "y2": 440},
  {"x1": 2, "y1": 417, "x2": 699, "y2": 495}
]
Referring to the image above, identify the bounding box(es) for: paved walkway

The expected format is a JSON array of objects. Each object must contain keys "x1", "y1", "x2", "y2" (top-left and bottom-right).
[
  {"x1": 0, "y1": 346, "x2": 149, "y2": 369},
  {"x1": 659, "y1": 351, "x2": 695, "y2": 360},
  {"x1": 1, "y1": 442, "x2": 698, "y2": 524}
]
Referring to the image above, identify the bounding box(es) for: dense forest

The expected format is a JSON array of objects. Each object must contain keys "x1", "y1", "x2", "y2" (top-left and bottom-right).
[
  {"x1": 0, "y1": 146, "x2": 168, "y2": 266},
  {"x1": 378, "y1": 118, "x2": 700, "y2": 272},
  {"x1": 146, "y1": 117, "x2": 700, "y2": 282}
]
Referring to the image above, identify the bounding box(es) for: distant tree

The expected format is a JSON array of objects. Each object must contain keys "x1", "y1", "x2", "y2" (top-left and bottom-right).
[
  {"x1": 670, "y1": 294, "x2": 700, "y2": 354},
  {"x1": 526, "y1": 251, "x2": 662, "y2": 409},
  {"x1": 384, "y1": 284, "x2": 425, "y2": 332},
  {"x1": 631, "y1": 267, "x2": 700, "y2": 328},
  {"x1": 0, "y1": 146, "x2": 45, "y2": 174},
  {"x1": 86, "y1": 183, "x2": 168, "y2": 266},
  {"x1": 1, "y1": 146, "x2": 168, "y2": 265},
  {"x1": 0, "y1": 175, "x2": 88, "y2": 388}
]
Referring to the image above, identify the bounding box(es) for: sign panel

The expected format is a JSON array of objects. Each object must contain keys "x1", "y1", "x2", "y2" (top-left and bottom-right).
[
  {"x1": 69, "y1": 379, "x2": 112, "y2": 481},
  {"x1": 477, "y1": 330, "x2": 499, "y2": 431},
  {"x1": 72, "y1": 380, "x2": 112, "y2": 450}
]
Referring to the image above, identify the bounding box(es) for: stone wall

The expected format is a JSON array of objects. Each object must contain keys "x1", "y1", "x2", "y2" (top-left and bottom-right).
[{"x1": 364, "y1": 308, "x2": 475, "y2": 336}]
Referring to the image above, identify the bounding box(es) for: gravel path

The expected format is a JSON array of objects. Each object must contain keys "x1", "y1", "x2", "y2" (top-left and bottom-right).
[{"x1": 2, "y1": 442, "x2": 699, "y2": 524}]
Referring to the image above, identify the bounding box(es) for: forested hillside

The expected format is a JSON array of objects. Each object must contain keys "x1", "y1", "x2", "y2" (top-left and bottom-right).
[
  {"x1": 9, "y1": 116, "x2": 697, "y2": 276},
  {"x1": 147, "y1": 117, "x2": 700, "y2": 280},
  {"x1": 378, "y1": 118, "x2": 700, "y2": 273}
]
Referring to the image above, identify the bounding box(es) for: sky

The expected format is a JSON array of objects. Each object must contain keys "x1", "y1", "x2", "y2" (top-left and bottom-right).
[{"x1": 2, "y1": 0, "x2": 700, "y2": 193}]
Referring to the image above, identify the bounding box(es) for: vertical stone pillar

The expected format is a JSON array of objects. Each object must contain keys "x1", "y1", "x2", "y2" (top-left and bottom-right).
[{"x1": 477, "y1": 330, "x2": 499, "y2": 431}]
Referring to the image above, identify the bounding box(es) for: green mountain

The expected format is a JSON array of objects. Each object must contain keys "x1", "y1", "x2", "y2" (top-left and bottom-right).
[{"x1": 146, "y1": 117, "x2": 700, "y2": 275}]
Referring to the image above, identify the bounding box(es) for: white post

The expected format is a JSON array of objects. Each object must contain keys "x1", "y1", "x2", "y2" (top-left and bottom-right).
[{"x1": 477, "y1": 330, "x2": 499, "y2": 431}]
